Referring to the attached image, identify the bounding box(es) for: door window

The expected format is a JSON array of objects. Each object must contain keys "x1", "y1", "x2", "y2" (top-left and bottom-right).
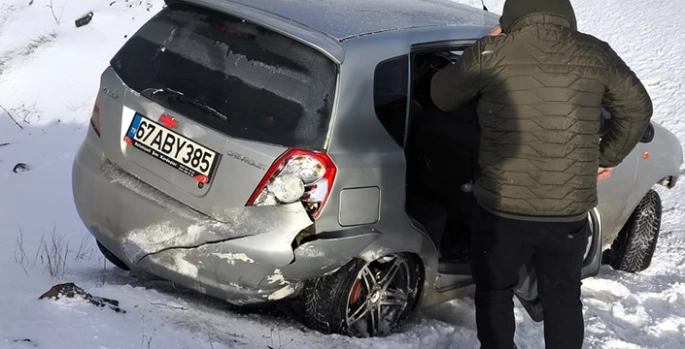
[{"x1": 373, "y1": 55, "x2": 409, "y2": 146}]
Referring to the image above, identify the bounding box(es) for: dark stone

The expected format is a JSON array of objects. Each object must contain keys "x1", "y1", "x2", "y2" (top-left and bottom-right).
[
  {"x1": 39, "y1": 283, "x2": 126, "y2": 313},
  {"x1": 12, "y1": 338, "x2": 36, "y2": 348},
  {"x1": 12, "y1": 163, "x2": 28, "y2": 173},
  {"x1": 75, "y1": 12, "x2": 94, "y2": 28}
]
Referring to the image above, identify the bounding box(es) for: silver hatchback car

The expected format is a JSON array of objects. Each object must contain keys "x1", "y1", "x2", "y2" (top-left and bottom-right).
[{"x1": 72, "y1": 0, "x2": 683, "y2": 338}]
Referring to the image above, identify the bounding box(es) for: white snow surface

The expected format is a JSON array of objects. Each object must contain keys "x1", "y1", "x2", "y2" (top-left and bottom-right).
[{"x1": 0, "y1": 0, "x2": 684, "y2": 348}]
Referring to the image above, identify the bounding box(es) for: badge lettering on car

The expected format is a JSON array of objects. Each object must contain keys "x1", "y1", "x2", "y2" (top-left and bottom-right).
[
  {"x1": 226, "y1": 150, "x2": 267, "y2": 171},
  {"x1": 101, "y1": 87, "x2": 119, "y2": 100}
]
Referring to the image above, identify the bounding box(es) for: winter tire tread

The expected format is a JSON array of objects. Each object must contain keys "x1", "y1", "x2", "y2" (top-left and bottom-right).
[{"x1": 607, "y1": 189, "x2": 662, "y2": 273}]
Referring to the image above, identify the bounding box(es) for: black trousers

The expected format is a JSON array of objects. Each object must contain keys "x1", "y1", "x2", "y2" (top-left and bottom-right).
[{"x1": 469, "y1": 204, "x2": 589, "y2": 349}]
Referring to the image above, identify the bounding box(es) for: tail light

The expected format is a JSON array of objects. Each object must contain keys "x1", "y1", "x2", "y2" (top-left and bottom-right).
[
  {"x1": 90, "y1": 95, "x2": 101, "y2": 137},
  {"x1": 246, "y1": 149, "x2": 337, "y2": 219}
]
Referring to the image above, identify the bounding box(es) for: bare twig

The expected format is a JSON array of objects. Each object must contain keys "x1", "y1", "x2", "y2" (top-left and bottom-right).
[
  {"x1": 97, "y1": 258, "x2": 108, "y2": 287},
  {"x1": 46, "y1": 0, "x2": 65, "y2": 25},
  {"x1": 0, "y1": 104, "x2": 23, "y2": 129},
  {"x1": 71, "y1": 233, "x2": 93, "y2": 261},
  {"x1": 139, "y1": 310, "x2": 157, "y2": 349},
  {"x1": 61, "y1": 240, "x2": 69, "y2": 278},
  {"x1": 37, "y1": 227, "x2": 70, "y2": 279},
  {"x1": 208, "y1": 332, "x2": 216, "y2": 349},
  {"x1": 14, "y1": 227, "x2": 29, "y2": 276},
  {"x1": 144, "y1": 329, "x2": 156, "y2": 349},
  {"x1": 22, "y1": 31, "x2": 57, "y2": 57},
  {"x1": 267, "y1": 328, "x2": 292, "y2": 349},
  {"x1": 33, "y1": 234, "x2": 45, "y2": 266}
]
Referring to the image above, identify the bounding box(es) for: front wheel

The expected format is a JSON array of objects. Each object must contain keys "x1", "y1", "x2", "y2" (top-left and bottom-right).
[
  {"x1": 605, "y1": 189, "x2": 662, "y2": 273},
  {"x1": 303, "y1": 253, "x2": 422, "y2": 337}
]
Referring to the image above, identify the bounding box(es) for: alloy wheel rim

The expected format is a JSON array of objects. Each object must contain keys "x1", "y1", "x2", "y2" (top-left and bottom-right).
[{"x1": 345, "y1": 254, "x2": 412, "y2": 337}]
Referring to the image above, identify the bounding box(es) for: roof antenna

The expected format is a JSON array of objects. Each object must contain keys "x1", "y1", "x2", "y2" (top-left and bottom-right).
[{"x1": 481, "y1": 0, "x2": 489, "y2": 11}]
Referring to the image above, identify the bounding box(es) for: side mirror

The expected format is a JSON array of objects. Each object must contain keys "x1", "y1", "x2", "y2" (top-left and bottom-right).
[{"x1": 640, "y1": 123, "x2": 655, "y2": 143}]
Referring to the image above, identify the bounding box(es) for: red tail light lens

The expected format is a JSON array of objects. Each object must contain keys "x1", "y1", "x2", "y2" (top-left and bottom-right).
[
  {"x1": 90, "y1": 95, "x2": 101, "y2": 137},
  {"x1": 246, "y1": 149, "x2": 337, "y2": 219}
]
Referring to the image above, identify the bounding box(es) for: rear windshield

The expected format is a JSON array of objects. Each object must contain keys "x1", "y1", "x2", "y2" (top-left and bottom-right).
[{"x1": 111, "y1": 3, "x2": 338, "y2": 151}]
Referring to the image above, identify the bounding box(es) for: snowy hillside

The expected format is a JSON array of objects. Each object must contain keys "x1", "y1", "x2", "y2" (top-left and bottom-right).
[{"x1": 1, "y1": 0, "x2": 684, "y2": 348}]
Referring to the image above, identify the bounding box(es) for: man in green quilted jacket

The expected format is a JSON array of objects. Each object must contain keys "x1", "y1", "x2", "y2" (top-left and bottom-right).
[{"x1": 430, "y1": 0, "x2": 653, "y2": 348}]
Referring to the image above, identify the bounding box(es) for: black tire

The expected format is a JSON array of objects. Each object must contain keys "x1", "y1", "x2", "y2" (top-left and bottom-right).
[
  {"x1": 605, "y1": 189, "x2": 662, "y2": 273},
  {"x1": 97, "y1": 241, "x2": 130, "y2": 271},
  {"x1": 303, "y1": 253, "x2": 422, "y2": 337}
]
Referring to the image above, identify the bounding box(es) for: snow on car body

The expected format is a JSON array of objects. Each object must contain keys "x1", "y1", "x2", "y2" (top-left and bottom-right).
[{"x1": 71, "y1": 0, "x2": 683, "y2": 337}]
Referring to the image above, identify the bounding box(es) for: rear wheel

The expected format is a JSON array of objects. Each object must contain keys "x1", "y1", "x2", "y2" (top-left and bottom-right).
[
  {"x1": 605, "y1": 189, "x2": 662, "y2": 273},
  {"x1": 96, "y1": 241, "x2": 130, "y2": 271},
  {"x1": 303, "y1": 253, "x2": 422, "y2": 337}
]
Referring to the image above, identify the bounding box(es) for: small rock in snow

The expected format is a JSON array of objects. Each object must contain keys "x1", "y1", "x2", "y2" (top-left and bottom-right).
[
  {"x1": 10, "y1": 338, "x2": 36, "y2": 348},
  {"x1": 12, "y1": 163, "x2": 29, "y2": 173},
  {"x1": 39, "y1": 282, "x2": 126, "y2": 313},
  {"x1": 12, "y1": 338, "x2": 38, "y2": 348},
  {"x1": 75, "y1": 12, "x2": 94, "y2": 28}
]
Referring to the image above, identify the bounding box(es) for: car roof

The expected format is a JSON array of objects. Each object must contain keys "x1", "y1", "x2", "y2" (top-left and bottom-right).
[{"x1": 188, "y1": 0, "x2": 497, "y2": 41}]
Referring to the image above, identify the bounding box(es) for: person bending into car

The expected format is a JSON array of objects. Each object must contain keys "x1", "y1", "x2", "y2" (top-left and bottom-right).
[{"x1": 430, "y1": 0, "x2": 653, "y2": 348}]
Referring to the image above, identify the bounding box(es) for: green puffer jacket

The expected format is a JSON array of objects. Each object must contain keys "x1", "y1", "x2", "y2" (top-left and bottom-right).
[{"x1": 431, "y1": 11, "x2": 653, "y2": 222}]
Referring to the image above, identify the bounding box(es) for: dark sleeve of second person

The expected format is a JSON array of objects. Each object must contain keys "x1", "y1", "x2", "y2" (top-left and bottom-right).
[
  {"x1": 430, "y1": 40, "x2": 482, "y2": 112},
  {"x1": 599, "y1": 45, "x2": 654, "y2": 168}
]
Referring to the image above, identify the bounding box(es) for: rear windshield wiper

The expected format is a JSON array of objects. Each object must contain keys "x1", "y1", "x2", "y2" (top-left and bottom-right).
[{"x1": 141, "y1": 87, "x2": 228, "y2": 121}]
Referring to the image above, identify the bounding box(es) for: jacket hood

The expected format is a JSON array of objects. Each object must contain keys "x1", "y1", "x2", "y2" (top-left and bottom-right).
[{"x1": 499, "y1": 0, "x2": 577, "y2": 33}]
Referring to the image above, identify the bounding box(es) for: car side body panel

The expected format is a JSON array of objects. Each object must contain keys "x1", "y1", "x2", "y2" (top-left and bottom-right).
[
  {"x1": 321, "y1": 28, "x2": 496, "y2": 309},
  {"x1": 596, "y1": 122, "x2": 683, "y2": 247}
]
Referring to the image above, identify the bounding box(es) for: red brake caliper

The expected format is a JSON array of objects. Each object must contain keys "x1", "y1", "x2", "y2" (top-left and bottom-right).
[{"x1": 350, "y1": 280, "x2": 362, "y2": 304}]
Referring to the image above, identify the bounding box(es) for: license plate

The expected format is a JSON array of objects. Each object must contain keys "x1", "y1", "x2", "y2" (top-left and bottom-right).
[{"x1": 123, "y1": 113, "x2": 218, "y2": 184}]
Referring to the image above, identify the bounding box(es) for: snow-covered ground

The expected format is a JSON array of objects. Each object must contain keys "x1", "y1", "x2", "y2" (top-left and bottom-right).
[{"x1": 0, "y1": 0, "x2": 683, "y2": 348}]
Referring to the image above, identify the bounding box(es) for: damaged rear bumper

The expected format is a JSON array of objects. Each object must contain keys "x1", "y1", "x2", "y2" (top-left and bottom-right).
[
  {"x1": 72, "y1": 127, "x2": 379, "y2": 305},
  {"x1": 138, "y1": 229, "x2": 379, "y2": 305}
]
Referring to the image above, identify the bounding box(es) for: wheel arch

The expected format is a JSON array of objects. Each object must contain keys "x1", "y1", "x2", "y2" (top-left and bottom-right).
[
  {"x1": 636, "y1": 122, "x2": 683, "y2": 190},
  {"x1": 354, "y1": 221, "x2": 440, "y2": 309}
]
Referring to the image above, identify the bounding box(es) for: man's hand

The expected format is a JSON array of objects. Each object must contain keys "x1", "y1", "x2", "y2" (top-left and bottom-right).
[
  {"x1": 488, "y1": 24, "x2": 502, "y2": 36},
  {"x1": 598, "y1": 167, "x2": 614, "y2": 181}
]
